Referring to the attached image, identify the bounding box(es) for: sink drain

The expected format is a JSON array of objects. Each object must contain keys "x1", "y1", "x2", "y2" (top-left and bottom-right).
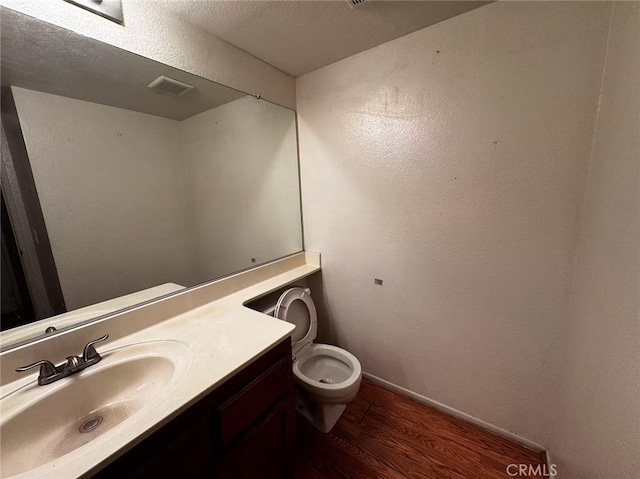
[{"x1": 79, "y1": 416, "x2": 103, "y2": 433}]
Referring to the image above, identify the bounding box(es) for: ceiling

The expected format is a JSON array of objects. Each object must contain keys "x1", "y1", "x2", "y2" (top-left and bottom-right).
[
  {"x1": 0, "y1": 8, "x2": 246, "y2": 121},
  {"x1": 157, "y1": 0, "x2": 490, "y2": 77}
]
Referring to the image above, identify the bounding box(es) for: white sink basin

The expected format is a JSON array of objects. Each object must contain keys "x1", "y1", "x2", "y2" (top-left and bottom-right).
[{"x1": 0, "y1": 340, "x2": 192, "y2": 477}]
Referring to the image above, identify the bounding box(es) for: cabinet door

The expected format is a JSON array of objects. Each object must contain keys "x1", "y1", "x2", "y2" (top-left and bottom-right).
[
  {"x1": 214, "y1": 356, "x2": 291, "y2": 447},
  {"x1": 210, "y1": 395, "x2": 294, "y2": 479}
]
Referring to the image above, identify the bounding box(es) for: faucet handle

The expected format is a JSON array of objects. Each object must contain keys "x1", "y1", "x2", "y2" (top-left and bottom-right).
[
  {"x1": 15, "y1": 360, "x2": 57, "y2": 377},
  {"x1": 82, "y1": 334, "x2": 109, "y2": 361},
  {"x1": 64, "y1": 355, "x2": 83, "y2": 373}
]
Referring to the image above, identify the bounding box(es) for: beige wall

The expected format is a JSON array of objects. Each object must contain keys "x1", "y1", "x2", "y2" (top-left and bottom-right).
[
  {"x1": 297, "y1": 1, "x2": 611, "y2": 445},
  {"x1": 0, "y1": 0, "x2": 295, "y2": 109},
  {"x1": 13, "y1": 87, "x2": 197, "y2": 310},
  {"x1": 548, "y1": 3, "x2": 640, "y2": 478},
  {"x1": 181, "y1": 96, "x2": 302, "y2": 281}
]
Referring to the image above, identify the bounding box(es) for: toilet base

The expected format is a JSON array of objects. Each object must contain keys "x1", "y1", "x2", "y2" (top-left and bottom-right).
[{"x1": 295, "y1": 389, "x2": 346, "y2": 433}]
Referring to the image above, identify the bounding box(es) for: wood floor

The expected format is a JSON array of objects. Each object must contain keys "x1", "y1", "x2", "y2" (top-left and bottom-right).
[{"x1": 294, "y1": 378, "x2": 547, "y2": 479}]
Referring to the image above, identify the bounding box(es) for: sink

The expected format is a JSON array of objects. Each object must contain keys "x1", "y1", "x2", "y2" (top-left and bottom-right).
[{"x1": 0, "y1": 340, "x2": 192, "y2": 477}]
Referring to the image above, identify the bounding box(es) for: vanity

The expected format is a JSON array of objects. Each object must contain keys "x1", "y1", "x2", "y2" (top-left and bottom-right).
[
  {"x1": 0, "y1": 252, "x2": 320, "y2": 478},
  {"x1": 95, "y1": 338, "x2": 294, "y2": 479},
  {"x1": 0, "y1": 6, "x2": 313, "y2": 478}
]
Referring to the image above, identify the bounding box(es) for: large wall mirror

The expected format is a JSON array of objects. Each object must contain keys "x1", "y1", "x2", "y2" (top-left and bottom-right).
[{"x1": 0, "y1": 8, "x2": 303, "y2": 349}]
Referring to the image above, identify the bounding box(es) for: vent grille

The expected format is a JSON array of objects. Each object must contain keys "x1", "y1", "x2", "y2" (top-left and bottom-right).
[
  {"x1": 147, "y1": 76, "x2": 194, "y2": 96},
  {"x1": 345, "y1": 0, "x2": 366, "y2": 8}
]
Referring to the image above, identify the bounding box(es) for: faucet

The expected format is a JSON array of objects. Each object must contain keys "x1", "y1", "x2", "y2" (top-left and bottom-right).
[{"x1": 15, "y1": 334, "x2": 109, "y2": 386}]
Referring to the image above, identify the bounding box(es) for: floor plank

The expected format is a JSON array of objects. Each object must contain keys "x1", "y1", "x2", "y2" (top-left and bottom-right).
[
  {"x1": 296, "y1": 415, "x2": 406, "y2": 479},
  {"x1": 295, "y1": 378, "x2": 547, "y2": 479},
  {"x1": 358, "y1": 381, "x2": 544, "y2": 473}
]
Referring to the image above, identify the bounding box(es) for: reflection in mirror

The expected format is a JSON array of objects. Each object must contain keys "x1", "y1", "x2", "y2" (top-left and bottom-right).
[{"x1": 0, "y1": 8, "x2": 303, "y2": 349}]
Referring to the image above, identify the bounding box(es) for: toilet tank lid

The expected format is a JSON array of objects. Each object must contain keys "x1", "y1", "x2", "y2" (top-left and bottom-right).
[{"x1": 274, "y1": 287, "x2": 317, "y2": 352}]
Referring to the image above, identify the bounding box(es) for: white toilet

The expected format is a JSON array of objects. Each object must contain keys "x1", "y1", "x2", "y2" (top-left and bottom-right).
[{"x1": 265, "y1": 287, "x2": 362, "y2": 433}]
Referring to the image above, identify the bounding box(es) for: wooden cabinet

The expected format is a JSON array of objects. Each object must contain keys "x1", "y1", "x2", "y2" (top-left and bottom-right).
[
  {"x1": 93, "y1": 339, "x2": 294, "y2": 479},
  {"x1": 210, "y1": 396, "x2": 293, "y2": 479}
]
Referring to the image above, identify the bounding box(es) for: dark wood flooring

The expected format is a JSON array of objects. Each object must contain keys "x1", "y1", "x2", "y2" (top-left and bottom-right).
[{"x1": 295, "y1": 378, "x2": 547, "y2": 479}]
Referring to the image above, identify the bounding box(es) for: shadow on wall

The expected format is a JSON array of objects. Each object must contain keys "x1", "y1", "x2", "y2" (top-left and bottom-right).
[{"x1": 306, "y1": 272, "x2": 333, "y2": 345}]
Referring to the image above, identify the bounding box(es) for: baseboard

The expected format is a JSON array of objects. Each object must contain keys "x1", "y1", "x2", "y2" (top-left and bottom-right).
[
  {"x1": 545, "y1": 450, "x2": 557, "y2": 477},
  {"x1": 363, "y1": 372, "x2": 548, "y2": 454}
]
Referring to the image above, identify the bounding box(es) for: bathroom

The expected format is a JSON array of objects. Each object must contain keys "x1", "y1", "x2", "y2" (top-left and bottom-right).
[{"x1": 0, "y1": 0, "x2": 637, "y2": 478}]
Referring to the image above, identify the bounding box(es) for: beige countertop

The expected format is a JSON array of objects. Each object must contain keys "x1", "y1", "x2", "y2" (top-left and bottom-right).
[{"x1": 0, "y1": 252, "x2": 320, "y2": 478}]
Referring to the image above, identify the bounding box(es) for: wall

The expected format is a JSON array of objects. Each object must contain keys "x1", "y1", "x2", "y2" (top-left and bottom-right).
[
  {"x1": 13, "y1": 88, "x2": 304, "y2": 312},
  {"x1": 0, "y1": 0, "x2": 295, "y2": 109},
  {"x1": 548, "y1": 3, "x2": 640, "y2": 478},
  {"x1": 181, "y1": 96, "x2": 302, "y2": 281},
  {"x1": 297, "y1": 1, "x2": 611, "y2": 445},
  {"x1": 12, "y1": 87, "x2": 197, "y2": 310}
]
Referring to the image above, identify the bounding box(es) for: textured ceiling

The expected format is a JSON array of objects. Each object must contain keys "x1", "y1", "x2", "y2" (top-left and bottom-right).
[
  {"x1": 0, "y1": 8, "x2": 246, "y2": 121},
  {"x1": 157, "y1": 0, "x2": 490, "y2": 77}
]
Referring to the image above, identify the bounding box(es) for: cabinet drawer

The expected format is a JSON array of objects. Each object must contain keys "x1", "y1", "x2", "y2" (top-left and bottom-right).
[{"x1": 215, "y1": 356, "x2": 290, "y2": 446}]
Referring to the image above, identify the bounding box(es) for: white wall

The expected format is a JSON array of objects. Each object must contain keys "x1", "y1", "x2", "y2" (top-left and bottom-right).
[
  {"x1": 548, "y1": 3, "x2": 640, "y2": 478},
  {"x1": 13, "y1": 88, "x2": 303, "y2": 312},
  {"x1": 181, "y1": 96, "x2": 302, "y2": 281},
  {"x1": 0, "y1": 0, "x2": 295, "y2": 109},
  {"x1": 297, "y1": 1, "x2": 611, "y2": 445},
  {"x1": 13, "y1": 87, "x2": 197, "y2": 311}
]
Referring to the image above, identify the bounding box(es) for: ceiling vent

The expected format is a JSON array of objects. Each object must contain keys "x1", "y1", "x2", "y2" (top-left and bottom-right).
[
  {"x1": 147, "y1": 76, "x2": 194, "y2": 96},
  {"x1": 345, "y1": 0, "x2": 366, "y2": 8}
]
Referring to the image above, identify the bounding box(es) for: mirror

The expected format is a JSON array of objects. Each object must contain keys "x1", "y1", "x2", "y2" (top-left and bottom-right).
[{"x1": 0, "y1": 8, "x2": 303, "y2": 349}]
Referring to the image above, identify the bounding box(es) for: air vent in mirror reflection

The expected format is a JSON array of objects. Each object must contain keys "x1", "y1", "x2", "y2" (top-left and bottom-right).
[
  {"x1": 147, "y1": 76, "x2": 194, "y2": 96},
  {"x1": 345, "y1": 0, "x2": 366, "y2": 8}
]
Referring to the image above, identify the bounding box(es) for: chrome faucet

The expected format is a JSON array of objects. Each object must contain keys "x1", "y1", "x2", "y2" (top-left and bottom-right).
[{"x1": 15, "y1": 334, "x2": 109, "y2": 386}]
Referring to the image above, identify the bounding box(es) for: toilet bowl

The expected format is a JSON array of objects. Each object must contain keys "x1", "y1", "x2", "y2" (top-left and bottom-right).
[{"x1": 267, "y1": 287, "x2": 362, "y2": 433}]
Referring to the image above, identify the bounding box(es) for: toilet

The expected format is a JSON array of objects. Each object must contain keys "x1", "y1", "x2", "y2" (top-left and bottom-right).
[{"x1": 264, "y1": 287, "x2": 362, "y2": 433}]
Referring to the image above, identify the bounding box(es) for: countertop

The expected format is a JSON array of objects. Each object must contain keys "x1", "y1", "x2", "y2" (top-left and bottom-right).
[{"x1": 0, "y1": 252, "x2": 320, "y2": 478}]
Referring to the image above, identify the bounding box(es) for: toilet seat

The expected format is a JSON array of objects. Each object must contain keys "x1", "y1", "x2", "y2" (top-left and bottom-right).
[{"x1": 274, "y1": 287, "x2": 317, "y2": 358}]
